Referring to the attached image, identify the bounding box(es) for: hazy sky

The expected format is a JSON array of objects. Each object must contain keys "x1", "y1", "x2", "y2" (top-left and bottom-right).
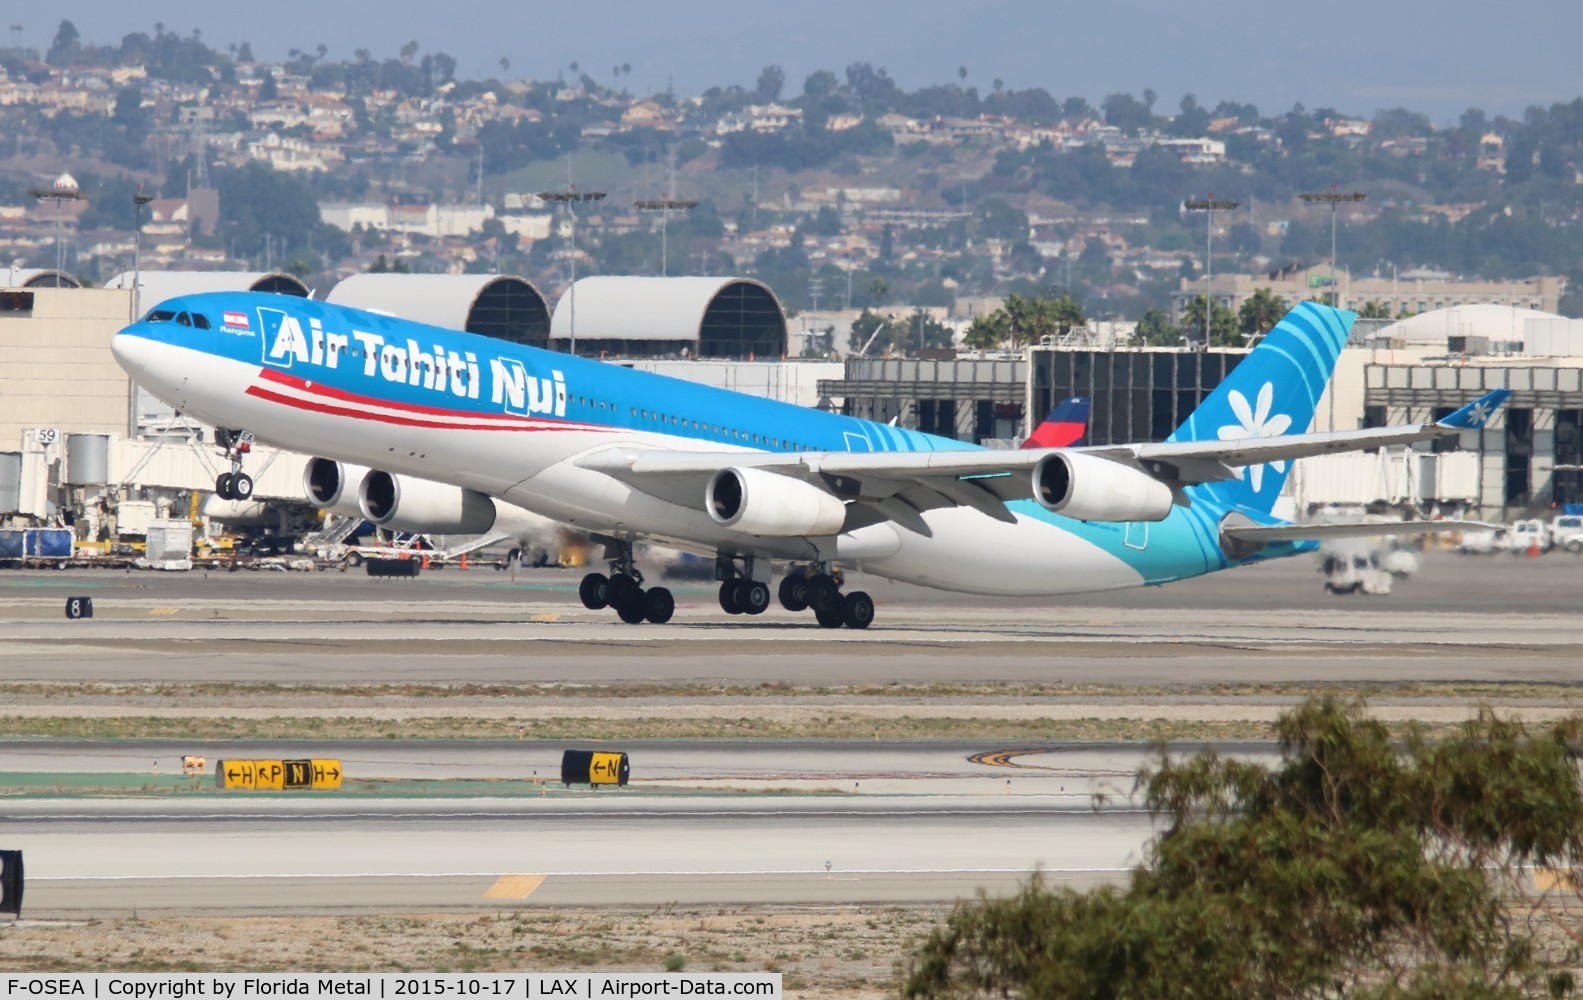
[{"x1": 28, "y1": 0, "x2": 1583, "y2": 122}]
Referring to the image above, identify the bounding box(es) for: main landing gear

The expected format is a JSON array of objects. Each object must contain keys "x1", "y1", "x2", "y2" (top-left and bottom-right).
[
  {"x1": 578, "y1": 539, "x2": 675, "y2": 625},
  {"x1": 721, "y1": 557, "x2": 874, "y2": 629},
  {"x1": 212, "y1": 429, "x2": 255, "y2": 501},
  {"x1": 776, "y1": 565, "x2": 874, "y2": 629}
]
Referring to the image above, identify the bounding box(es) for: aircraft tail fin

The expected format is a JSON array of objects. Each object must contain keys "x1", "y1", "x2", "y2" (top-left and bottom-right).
[
  {"x1": 1021, "y1": 396, "x2": 1090, "y2": 449},
  {"x1": 1166, "y1": 302, "x2": 1354, "y2": 513}
]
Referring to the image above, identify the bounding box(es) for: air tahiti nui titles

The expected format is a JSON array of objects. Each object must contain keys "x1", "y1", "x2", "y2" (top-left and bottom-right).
[{"x1": 255, "y1": 305, "x2": 568, "y2": 418}]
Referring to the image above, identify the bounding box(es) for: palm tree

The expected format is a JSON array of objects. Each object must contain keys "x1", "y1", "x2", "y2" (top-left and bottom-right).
[
  {"x1": 1183, "y1": 294, "x2": 1241, "y2": 347},
  {"x1": 1237, "y1": 287, "x2": 1288, "y2": 339},
  {"x1": 963, "y1": 312, "x2": 1010, "y2": 350},
  {"x1": 1003, "y1": 293, "x2": 1033, "y2": 347},
  {"x1": 1050, "y1": 293, "x2": 1086, "y2": 336},
  {"x1": 1358, "y1": 299, "x2": 1391, "y2": 319}
]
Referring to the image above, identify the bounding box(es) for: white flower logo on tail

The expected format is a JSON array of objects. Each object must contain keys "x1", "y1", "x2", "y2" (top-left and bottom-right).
[{"x1": 1217, "y1": 382, "x2": 1291, "y2": 493}]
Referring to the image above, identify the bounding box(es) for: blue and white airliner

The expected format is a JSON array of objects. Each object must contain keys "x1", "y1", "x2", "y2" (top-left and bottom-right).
[{"x1": 111, "y1": 295, "x2": 1507, "y2": 627}]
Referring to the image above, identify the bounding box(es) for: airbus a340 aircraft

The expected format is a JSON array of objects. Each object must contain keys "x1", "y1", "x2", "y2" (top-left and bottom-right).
[{"x1": 112, "y1": 295, "x2": 1507, "y2": 628}]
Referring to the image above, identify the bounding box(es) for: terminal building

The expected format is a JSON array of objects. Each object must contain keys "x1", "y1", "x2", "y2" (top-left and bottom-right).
[{"x1": 1171, "y1": 265, "x2": 1564, "y2": 327}]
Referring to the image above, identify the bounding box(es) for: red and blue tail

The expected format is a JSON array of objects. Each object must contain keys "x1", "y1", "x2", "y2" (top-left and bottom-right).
[{"x1": 1021, "y1": 396, "x2": 1090, "y2": 449}]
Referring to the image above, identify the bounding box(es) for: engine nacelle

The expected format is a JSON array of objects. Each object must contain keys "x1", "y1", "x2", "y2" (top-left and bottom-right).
[
  {"x1": 358, "y1": 471, "x2": 498, "y2": 534},
  {"x1": 304, "y1": 459, "x2": 371, "y2": 518},
  {"x1": 706, "y1": 467, "x2": 847, "y2": 537},
  {"x1": 1032, "y1": 452, "x2": 1173, "y2": 522}
]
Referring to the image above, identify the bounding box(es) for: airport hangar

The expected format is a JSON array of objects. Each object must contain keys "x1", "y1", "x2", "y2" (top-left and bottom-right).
[{"x1": 2, "y1": 270, "x2": 1581, "y2": 532}]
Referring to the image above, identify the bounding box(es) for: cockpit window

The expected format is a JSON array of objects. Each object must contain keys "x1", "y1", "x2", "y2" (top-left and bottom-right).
[
  {"x1": 146, "y1": 310, "x2": 176, "y2": 323},
  {"x1": 192, "y1": 314, "x2": 212, "y2": 330},
  {"x1": 176, "y1": 312, "x2": 192, "y2": 327}
]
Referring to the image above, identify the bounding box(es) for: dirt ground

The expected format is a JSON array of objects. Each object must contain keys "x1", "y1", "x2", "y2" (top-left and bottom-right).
[{"x1": 0, "y1": 906, "x2": 948, "y2": 998}]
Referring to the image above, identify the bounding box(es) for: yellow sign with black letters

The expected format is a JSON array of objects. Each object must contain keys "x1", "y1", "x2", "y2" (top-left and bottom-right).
[{"x1": 217, "y1": 758, "x2": 343, "y2": 790}]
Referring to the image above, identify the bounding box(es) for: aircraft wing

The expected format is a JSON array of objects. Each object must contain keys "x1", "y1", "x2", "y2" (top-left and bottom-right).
[
  {"x1": 573, "y1": 389, "x2": 1512, "y2": 534},
  {"x1": 1220, "y1": 520, "x2": 1497, "y2": 544},
  {"x1": 1100, "y1": 388, "x2": 1512, "y2": 485}
]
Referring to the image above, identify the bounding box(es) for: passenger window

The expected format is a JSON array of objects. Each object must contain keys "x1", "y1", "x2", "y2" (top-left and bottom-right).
[
  {"x1": 192, "y1": 314, "x2": 211, "y2": 330},
  {"x1": 176, "y1": 312, "x2": 192, "y2": 327}
]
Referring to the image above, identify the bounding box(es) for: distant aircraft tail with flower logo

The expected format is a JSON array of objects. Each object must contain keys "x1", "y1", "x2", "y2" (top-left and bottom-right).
[{"x1": 1164, "y1": 302, "x2": 1353, "y2": 515}]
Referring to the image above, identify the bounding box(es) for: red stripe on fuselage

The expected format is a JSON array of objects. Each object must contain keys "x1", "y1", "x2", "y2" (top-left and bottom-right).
[
  {"x1": 244, "y1": 384, "x2": 581, "y2": 433},
  {"x1": 253, "y1": 367, "x2": 606, "y2": 432}
]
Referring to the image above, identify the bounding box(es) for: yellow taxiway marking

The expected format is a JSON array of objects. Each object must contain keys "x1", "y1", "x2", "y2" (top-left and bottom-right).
[
  {"x1": 529, "y1": 613, "x2": 560, "y2": 623},
  {"x1": 150, "y1": 608, "x2": 179, "y2": 616},
  {"x1": 484, "y1": 874, "x2": 547, "y2": 899}
]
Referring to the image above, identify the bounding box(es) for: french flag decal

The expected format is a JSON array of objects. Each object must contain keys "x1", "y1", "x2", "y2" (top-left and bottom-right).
[{"x1": 223, "y1": 310, "x2": 250, "y2": 330}]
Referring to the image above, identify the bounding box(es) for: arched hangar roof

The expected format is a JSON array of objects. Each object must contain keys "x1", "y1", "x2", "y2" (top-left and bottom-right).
[
  {"x1": 104, "y1": 271, "x2": 309, "y2": 306},
  {"x1": 548, "y1": 276, "x2": 786, "y2": 359},
  {"x1": 326, "y1": 274, "x2": 551, "y2": 347},
  {"x1": 2, "y1": 267, "x2": 80, "y2": 289},
  {"x1": 1379, "y1": 303, "x2": 1561, "y2": 347}
]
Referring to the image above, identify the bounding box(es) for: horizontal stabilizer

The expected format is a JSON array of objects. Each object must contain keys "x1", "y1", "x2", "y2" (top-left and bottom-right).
[{"x1": 1221, "y1": 520, "x2": 1497, "y2": 544}]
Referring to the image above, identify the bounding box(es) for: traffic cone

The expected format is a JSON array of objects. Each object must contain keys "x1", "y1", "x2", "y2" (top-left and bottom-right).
[{"x1": 1528, "y1": 539, "x2": 1541, "y2": 558}]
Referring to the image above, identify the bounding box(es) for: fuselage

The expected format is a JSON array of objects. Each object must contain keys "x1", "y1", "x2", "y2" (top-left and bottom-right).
[{"x1": 111, "y1": 291, "x2": 1297, "y2": 596}]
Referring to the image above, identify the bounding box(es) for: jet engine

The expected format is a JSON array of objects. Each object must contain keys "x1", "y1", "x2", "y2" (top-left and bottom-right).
[
  {"x1": 303, "y1": 458, "x2": 371, "y2": 518},
  {"x1": 358, "y1": 471, "x2": 499, "y2": 535},
  {"x1": 706, "y1": 467, "x2": 847, "y2": 537},
  {"x1": 1032, "y1": 452, "x2": 1173, "y2": 522}
]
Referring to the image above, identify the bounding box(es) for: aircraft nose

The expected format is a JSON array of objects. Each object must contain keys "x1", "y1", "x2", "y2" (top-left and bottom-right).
[{"x1": 112, "y1": 329, "x2": 174, "y2": 392}]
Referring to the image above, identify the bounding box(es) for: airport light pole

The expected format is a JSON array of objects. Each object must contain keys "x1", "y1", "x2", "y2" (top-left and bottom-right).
[
  {"x1": 1299, "y1": 188, "x2": 1366, "y2": 308},
  {"x1": 536, "y1": 189, "x2": 606, "y2": 356},
  {"x1": 634, "y1": 198, "x2": 696, "y2": 277},
  {"x1": 1183, "y1": 197, "x2": 1239, "y2": 346},
  {"x1": 28, "y1": 173, "x2": 83, "y2": 285},
  {"x1": 131, "y1": 189, "x2": 154, "y2": 321}
]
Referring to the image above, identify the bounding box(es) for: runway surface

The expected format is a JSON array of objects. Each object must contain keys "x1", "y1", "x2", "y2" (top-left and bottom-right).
[
  {"x1": 2, "y1": 550, "x2": 1580, "y2": 917},
  {"x1": 2, "y1": 552, "x2": 1581, "y2": 685},
  {"x1": 6, "y1": 741, "x2": 1185, "y2": 915}
]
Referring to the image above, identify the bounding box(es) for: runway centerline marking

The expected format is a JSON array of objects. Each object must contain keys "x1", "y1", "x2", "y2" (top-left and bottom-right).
[{"x1": 483, "y1": 873, "x2": 546, "y2": 899}]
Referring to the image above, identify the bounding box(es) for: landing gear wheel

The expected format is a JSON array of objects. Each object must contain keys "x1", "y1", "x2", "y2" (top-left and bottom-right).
[
  {"x1": 215, "y1": 472, "x2": 234, "y2": 500},
  {"x1": 806, "y1": 574, "x2": 840, "y2": 614},
  {"x1": 643, "y1": 587, "x2": 675, "y2": 624},
  {"x1": 606, "y1": 573, "x2": 639, "y2": 610},
  {"x1": 615, "y1": 590, "x2": 648, "y2": 624},
  {"x1": 229, "y1": 473, "x2": 254, "y2": 501},
  {"x1": 719, "y1": 581, "x2": 743, "y2": 615},
  {"x1": 840, "y1": 591, "x2": 875, "y2": 630},
  {"x1": 579, "y1": 572, "x2": 610, "y2": 610},
  {"x1": 814, "y1": 606, "x2": 844, "y2": 629},
  {"x1": 778, "y1": 574, "x2": 808, "y2": 612},
  {"x1": 736, "y1": 580, "x2": 771, "y2": 615}
]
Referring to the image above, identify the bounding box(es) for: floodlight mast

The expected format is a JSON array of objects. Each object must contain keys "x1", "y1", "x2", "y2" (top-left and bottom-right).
[
  {"x1": 28, "y1": 174, "x2": 83, "y2": 285},
  {"x1": 535, "y1": 190, "x2": 606, "y2": 356},
  {"x1": 1299, "y1": 188, "x2": 1367, "y2": 308},
  {"x1": 634, "y1": 198, "x2": 697, "y2": 277},
  {"x1": 1183, "y1": 197, "x2": 1239, "y2": 346},
  {"x1": 131, "y1": 190, "x2": 154, "y2": 321}
]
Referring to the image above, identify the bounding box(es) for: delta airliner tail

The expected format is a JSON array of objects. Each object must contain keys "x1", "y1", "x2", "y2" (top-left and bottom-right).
[{"x1": 1020, "y1": 397, "x2": 1090, "y2": 449}]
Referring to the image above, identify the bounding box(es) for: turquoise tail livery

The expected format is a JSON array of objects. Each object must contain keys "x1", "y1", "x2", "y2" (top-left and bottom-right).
[{"x1": 1168, "y1": 302, "x2": 1354, "y2": 515}]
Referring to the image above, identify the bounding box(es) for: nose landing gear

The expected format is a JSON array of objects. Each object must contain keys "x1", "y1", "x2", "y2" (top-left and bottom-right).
[{"x1": 213, "y1": 430, "x2": 254, "y2": 501}]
